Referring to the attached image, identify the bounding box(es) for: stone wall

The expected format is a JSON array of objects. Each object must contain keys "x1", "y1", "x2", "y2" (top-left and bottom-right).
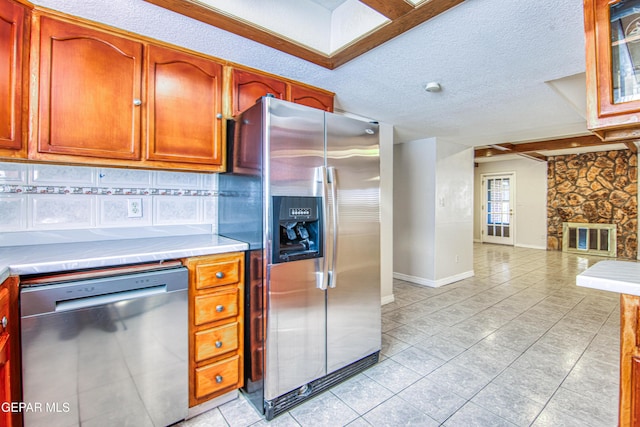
[{"x1": 547, "y1": 150, "x2": 638, "y2": 259}]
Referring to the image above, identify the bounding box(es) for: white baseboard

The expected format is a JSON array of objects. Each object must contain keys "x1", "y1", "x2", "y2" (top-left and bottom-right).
[
  {"x1": 475, "y1": 240, "x2": 547, "y2": 251},
  {"x1": 393, "y1": 270, "x2": 474, "y2": 288},
  {"x1": 381, "y1": 294, "x2": 395, "y2": 305},
  {"x1": 514, "y1": 243, "x2": 547, "y2": 250}
]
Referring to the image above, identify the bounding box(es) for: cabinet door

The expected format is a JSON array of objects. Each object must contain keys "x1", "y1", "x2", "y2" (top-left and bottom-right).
[
  {"x1": 586, "y1": 0, "x2": 640, "y2": 139},
  {"x1": 146, "y1": 45, "x2": 223, "y2": 166},
  {"x1": 0, "y1": 285, "x2": 9, "y2": 427},
  {"x1": 231, "y1": 69, "x2": 286, "y2": 116},
  {"x1": 289, "y1": 84, "x2": 334, "y2": 112},
  {"x1": 37, "y1": 17, "x2": 143, "y2": 160},
  {"x1": 0, "y1": 0, "x2": 27, "y2": 155}
]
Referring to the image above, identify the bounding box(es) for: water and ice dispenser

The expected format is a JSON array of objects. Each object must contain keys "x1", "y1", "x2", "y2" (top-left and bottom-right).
[{"x1": 272, "y1": 196, "x2": 323, "y2": 263}]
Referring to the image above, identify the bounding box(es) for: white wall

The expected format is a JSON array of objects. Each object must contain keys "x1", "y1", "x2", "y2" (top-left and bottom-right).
[
  {"x1": 474, "y1": 158, "x2": 547, "y2": 249},
  {"x1": 379, "y1": 123, "x2": 394, "y2": 304},
  {"x1": 393, "y1": 138, "x2": 436, "y2": 283},
  {"x1": 393, "y1": 138, "x2": 474, "y2": 287},
  {"x1": 435, "y1": 143, "x2": 474, "y2": 282}
]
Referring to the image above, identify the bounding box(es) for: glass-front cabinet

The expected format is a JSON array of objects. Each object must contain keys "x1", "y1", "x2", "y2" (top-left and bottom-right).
[
  {"x1": 585, "y1": 0, "x2": 640, "y2": 140},
  {"x1": 611, "y1": 1, "x2": 640, "y2": 103}
]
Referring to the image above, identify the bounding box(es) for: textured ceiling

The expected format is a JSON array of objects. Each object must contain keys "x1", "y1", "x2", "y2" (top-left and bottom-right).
[
  {"x1": 306, "y1": 0, "x2": 348, "y2": 11},
  {"x1": 33, "y1": 0, "x2": 589, "y2": 150}
]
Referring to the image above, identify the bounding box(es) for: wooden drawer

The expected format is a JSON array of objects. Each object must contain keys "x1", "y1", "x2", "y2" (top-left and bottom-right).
[
  {"x1": 195, "y1": 355, "x2": 240, "y2": 398},
  {"x1": 194, "y1": 322, "x2": 239, "y2": 362},
  {"x1": 195, "y1": 256, "x2": 242, "y2": 290},
  {"x1": 194, "y1": 289, "x2": 238, "y2": 325}
]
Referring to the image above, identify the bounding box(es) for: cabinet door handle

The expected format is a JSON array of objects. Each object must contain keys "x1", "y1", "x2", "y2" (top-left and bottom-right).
[
  {"x1": 133, "y1": 99, "x2": 142, "y2": 106},
  {"x1": 215, "y1": 340, "x2": 223, "y2": 348},
  {"x1": 216, "y1": 305, "x2": 224, "y2": 313},
  {"x1": 1, "y1": 316, "x2": 6, "y2": 330},
  {"x1": 215, "y1": 375, "x2": 223, "y2": 383},
  {"x1": 216, "y1": 271, "x2": 225, "y2": 279},
  {"x1": 216, "y1": 113, "x2": 223, "y2": 119}
]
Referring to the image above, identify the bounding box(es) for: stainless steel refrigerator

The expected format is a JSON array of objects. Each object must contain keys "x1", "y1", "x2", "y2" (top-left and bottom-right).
[{"x1": 219, "y1": 97, "x2": 381, "y2": 419}]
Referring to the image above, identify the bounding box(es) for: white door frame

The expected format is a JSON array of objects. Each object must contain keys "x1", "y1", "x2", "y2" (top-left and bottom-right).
[{"x1": 481, "y1": 172, "x2": 516, "y2": 246}]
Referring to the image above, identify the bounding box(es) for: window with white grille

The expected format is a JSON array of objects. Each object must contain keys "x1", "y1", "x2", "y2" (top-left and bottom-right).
[{"x1": 562, "y1": 222, "x2": 616, "y2": 257}]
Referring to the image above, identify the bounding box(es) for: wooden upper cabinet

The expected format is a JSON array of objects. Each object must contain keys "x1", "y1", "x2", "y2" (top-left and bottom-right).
[
  {"x1": 0, "y1": 0, "x2": 28, "y2": 157},
  {"x1": 36, "y1": 16, "x2": 143, "y2": 160},
  {"x1": 146, "y1": 44, "x2": 223, "y2": 167},
  {"x1": 231, "y1": 68, "x2": 286, "y2": 116},
  {"x1": 289, "y1": 84, "x2": 334, "y2": 112},
  {"x1": 584, "y1": 0, "x2": 640, "y2": 141}
]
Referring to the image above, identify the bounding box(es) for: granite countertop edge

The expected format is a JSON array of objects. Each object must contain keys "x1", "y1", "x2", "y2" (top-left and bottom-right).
[{"x1": 0, "y1": 234, "x2": 249, "y2": 280}]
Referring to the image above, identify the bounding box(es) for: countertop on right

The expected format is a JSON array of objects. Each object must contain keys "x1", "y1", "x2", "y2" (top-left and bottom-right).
[{"x1": 577, "y1": 260, "x2": 640, "y2": 296}]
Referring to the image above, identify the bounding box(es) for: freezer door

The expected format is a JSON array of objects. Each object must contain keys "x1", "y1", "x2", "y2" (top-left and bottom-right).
[
  {"x1": 325, "y1": 114, "x2": 381, "y2": 374},
  {"x1": 265, "y1": 259, "x2": 326, "y2": 400},
  {"x1": 266, "y1": 98, "x2": 325, "y2": 197}
]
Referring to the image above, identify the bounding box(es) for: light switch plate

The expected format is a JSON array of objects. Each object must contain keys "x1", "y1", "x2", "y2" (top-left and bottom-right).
[{"x1": 127, "y1": 198, "x2": 143, "y2": 218}]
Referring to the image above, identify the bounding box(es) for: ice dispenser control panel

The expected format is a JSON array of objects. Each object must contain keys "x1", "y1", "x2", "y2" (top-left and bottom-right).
[{"x1": 272, "y1": 196, "x2": 323, "y2": 263}]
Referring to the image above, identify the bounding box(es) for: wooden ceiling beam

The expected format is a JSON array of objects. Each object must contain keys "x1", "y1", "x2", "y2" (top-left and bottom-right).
[
  {"x1": 143, "y1": 0, "x2": 334, "y2": 67},
  {"x1": 488, "y1": 143, "x2": 515, "y2": 151},
  {"x1": 625, "y1": 141, "x2": 638, "y2": 153},
  {"x1": 143, "y1": 0, "x2": 462, "y2": 69},
  {"x1": 332, "y1": 0, "x2": 464, "y2": 68},
  {"x1": 474, "y1": 135, "x2": 615, "y2": 159},
  {"x1": 358, "y1": 0, "x2": 414, "y2": 19},
  {"x1": 517, "y1": 152, "x2": 547, "y2": 162}
]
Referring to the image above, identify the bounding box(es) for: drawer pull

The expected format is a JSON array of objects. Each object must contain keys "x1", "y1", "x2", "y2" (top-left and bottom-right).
[
  {"x1": 216, "y1": 271, "x2": 225, "y2": 279},
  {"x1": 215, "y1": 375, "x2": 223, "y2": 383},
  {"x1": 215, "y1": 340, "x2": 223, "y2": 348},
  {"x1": 216, "y1": 305, "x2": 224, "y2": 313}
]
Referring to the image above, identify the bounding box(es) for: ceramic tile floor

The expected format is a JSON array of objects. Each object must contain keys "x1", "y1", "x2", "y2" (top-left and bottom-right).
[{"x1": 180, "y1": 243, "x2": 621, "y2": 426}]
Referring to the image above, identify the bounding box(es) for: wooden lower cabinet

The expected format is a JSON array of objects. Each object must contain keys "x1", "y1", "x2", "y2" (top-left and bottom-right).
[
  {"x1": 183, "y1": 252, "x2": 244, "y2": 407},
  {"x1": 0, "y1": 276, "x2": 19, "y2": 427},
  {"x1": 620, "y1": 294, "x2": 640, "y2": 426},
  {"x1": 195, "y1": 355, "x2": 240, "y2": 399}
]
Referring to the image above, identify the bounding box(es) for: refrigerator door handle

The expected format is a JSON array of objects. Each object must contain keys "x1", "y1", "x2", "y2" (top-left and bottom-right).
[
  {"x1": 315, "y1": 166, "x2": 329, "y2": 290},
  {"x1": 328, "y1": 167, "x2": 339, "y2": 288}
]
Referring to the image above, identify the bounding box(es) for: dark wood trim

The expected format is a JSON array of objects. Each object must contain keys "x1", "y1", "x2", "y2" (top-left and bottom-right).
[
  {"x1": 474, "y1": 135, "x2": 617, "y2": 159},
  {"x1": 143, "y1": 0, "x2": 333, "y2": 68},
  {"x1": 625, "y1": 141, "x2": 639, "y2": 154},
  {"x1": 358, "y1": 0, "x2": 414, "y2": 19},
  {"x1": 517, "y1": 152, "x2": 547, "y2": 162},
  {"x1": 331, "y1": 0, "x2": 464, "y2": 68},
  {"x1": 143, "y1": 0, "x2": 462, "y2": 69}
]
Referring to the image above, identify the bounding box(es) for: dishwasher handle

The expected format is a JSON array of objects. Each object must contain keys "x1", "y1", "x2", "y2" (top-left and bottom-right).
[
  {"x1": 21, "y1": 267, "x2": 188, "y2": 317},
  {"x1": 55, "y1": 284, "x2": 167, "y2": 313}
]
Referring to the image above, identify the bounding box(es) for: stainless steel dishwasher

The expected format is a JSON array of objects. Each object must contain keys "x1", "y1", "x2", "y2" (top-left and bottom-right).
[{"x1": 20, "y1": 261, "x2": 188, "y2": 427}]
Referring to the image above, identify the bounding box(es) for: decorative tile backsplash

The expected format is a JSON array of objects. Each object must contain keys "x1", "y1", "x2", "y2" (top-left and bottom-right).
[{"x1": 0, "y1": 162, "x2": 218, "y2": 233}]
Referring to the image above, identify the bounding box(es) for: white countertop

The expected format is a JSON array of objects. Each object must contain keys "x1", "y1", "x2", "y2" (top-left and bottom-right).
[
  {"x1": 577, "y1": 260, "x2": 640, "y2": 296},
  {"x1": 0, "y1": 234, "x2": 248, "y2": 281}
]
